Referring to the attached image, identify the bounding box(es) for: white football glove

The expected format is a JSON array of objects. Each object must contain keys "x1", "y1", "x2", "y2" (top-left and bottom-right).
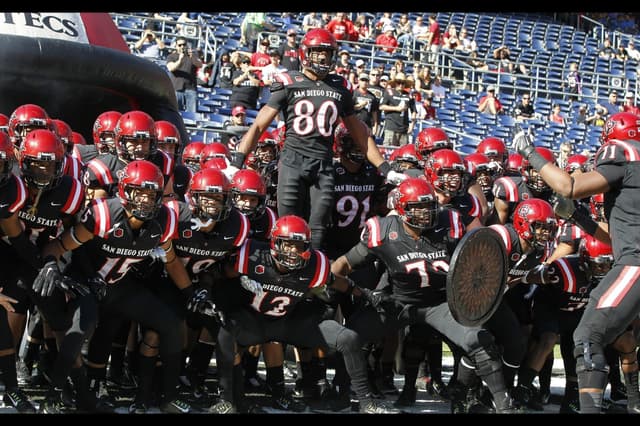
[
  {"x1": 386, "y1": 170, "x2": 407, "y2": 185},
  {"x1": 240, "y1": 275, "x2": 264, "y2": 297}
]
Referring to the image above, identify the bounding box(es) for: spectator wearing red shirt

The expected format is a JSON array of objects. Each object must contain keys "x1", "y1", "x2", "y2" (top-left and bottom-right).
[
  {"x1": 375, "y1": 26, "x2": 399, "y2": 54},
  {"x1": 422, "y1": 95, "x2": 437, "y2": 120},
  {"x1": 325, "y1": 12, "x2": 358, "y2": 42},
  {"x1": 250, "y1": 38, "x2": 272, "y2": 82},
  {"x1": 478, "y1": 85, "x2": 503, "y2": 115},
  {"x1": 424, "y1": 14, "x2": 442, "y2": 66},
  {"x1": 548, "y1": 103, "x2": 567, "y2": 125},
  {"x1": 623, "y1": 91, "x2": 640, "y2": 115}
]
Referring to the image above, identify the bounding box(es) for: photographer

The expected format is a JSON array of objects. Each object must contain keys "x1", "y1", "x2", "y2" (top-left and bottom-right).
[
  {"x1": 166, "y1": 36, "x2": 202, "y2": 113},
  {"x1": 133, "y1": 29, "x2": 165, "y2": 59}
]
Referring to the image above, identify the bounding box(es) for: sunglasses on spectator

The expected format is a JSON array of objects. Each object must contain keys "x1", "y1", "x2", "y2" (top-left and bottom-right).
[{"x1": 177, "y1": 43, "x2": 186, "y2": 47}]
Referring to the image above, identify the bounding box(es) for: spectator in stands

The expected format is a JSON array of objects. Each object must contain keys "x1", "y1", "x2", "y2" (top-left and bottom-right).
[
  {"x1": 623, "y1": 91, "x2": 640, "y2": 115},
  {"x1": 410, "y1": 15, "x2": 431, "y2": 58},
  {"x1": 230, "y1": 55, "x2": 261, "y2": 110},
  {"x1": 353, "y1": 72, "x2": 380, "y2": 136},
  {"x1": 478, "y1": 85, "x2": 503, "y2": 115},
  {"x1": 133, "y1": 28, "x2": 165, "y2": 59},
  {"x1": 379, "y1": 74, "x2": 390, "y2": 90},
  {"x1": 389, "y1": 59, "x2": 406, "y2": 82},
  {"x1": 278, "y1": 28, "x2": 301, "y2": 71},
  {"x1": 562, "y1": 61, "x2": 582, "y2": 103},
  {"x1": 513, "y1": 92, "x2": 535, "y2": 121},
  {"x1": 456, "y1": 27, "x2": 477, "y2": 53},
  {"x1": 585, "y1": 105, "x2": 606, "y2": 126},
  {"x1": 261, "y1": 49, "x2": 287, "y2": 88},
  {"x1": 625, "y1": 39, "x2": 640, "y2": 60},
  {"x1": 464, "y1": 50, "x2": 489, "y2": 91},
  {"x1": 221, "y1": 105, "x2": 248, "y2": 150},
  {"x1": 240, "y1": 13, "x2": 277, "y2": 51},
  {"x1": 375, "y1": 25, "x2": 399, "y2": 54},
  {"x1": 548, "y1": 103, "x2": 567, "y2": 125},
  {"x1": 334, "y1": 49, "x2": 353, "y2": 80},
  {"x1": 598, "y1": 37, "x2": 616, "y2": 59},
  {"x1": 166, "y1": 37, "x2": 202, "y2": 112},
  {"x1": 320, "y1": 13, "x2": 332, "y2": 27},
  {"x1": 556, "y1": 141, "x2": 573, "y2": 169},
  {"x1": 396, "y1": 14, "x2": 412, "y2": 43},
  {"x1": 420, "y1": 94, "x2": 437, "y2": 120},
  {"x1": 423, "y1": 14, "x2": 442, "y2": 66},
  {"x1": 575, "y1": 103, "x2": 589, "y2": 124},
  {"x1": 326, "y1": 12, "x2": 358, "y2": 42},
  {"x1": 379, "y1": 72, "x2": 416, "y2": 146},
  {"x1": 414, "y1": 64, "x2": 433, "y2": 96},
  {"x1": 616, "y1": 43, "x2": 629, "y2": 61},
  {"x1": 176, "y1": 12, "x2": 198, "y2": 38},
  {"x1": 210, "y1": 50, "x2": 233, "y2": 88},
  {"x1": 351, "y1": 59, "x2": 367, "y2": 86},
  {"x1": 430, "y1": 74, "x2": 446, "y2": 100},
  {"x1": 353, "y1": 14, "x2": 373, "y2": 41},
  {"x1": 493, "y1": 45, "x2": 528, "y2": 75},
  {"x1": 374, "y1": 12, "x2": 393, "y2": 36},
  {"x1": 596, "y1": 90, "x2": 623, "y2": 117},
  {"x1": 367, "y1": 68, "x2": 384, "y2": 101},
  {"x1": 442, "y1": 24, "x2": 460, "y2": 50},
  {"x1": 250, "y1": 38, "x2": 273, "y2": 81},
  {"x1": 302, "y1": 12, "x2": 323, "y2": 32}
]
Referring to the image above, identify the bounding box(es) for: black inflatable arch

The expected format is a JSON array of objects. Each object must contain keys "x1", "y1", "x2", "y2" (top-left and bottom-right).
[{"x1": 0, "y1": 33, "x2": 189, "y2": 144}]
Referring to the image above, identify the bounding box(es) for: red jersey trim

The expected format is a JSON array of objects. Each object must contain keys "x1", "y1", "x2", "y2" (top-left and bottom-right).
[
  {"x1": 308, "y1": 250, "x2": 330, "y2": 288},
  {"x1": 596, "y1": 266, "x2": 640, "y2": 309},
  {"x1": 93, "y1": 198, "x2": 111, "y2": 238},
  {"x1": 555, "y1": 258, "x2": 575, "y2": 293},
  {"x1": 489, "y1": 224, "x2": 512, "y2": 255},
  {"x1": 366, "y1": 216, "x2": 382, "y2": 248},
  {"x1": 235, "y1": 239, "x2": 251, "y2": 274},
  {"x1": 62, "y1": 178, "x2": 84, "y2": 214},
  {"x1": 233, "y1": 212, "x2": 250, "y2": 247},
  {"x1": 9, "y1": 175, "x2": 27, "y2": 213}
]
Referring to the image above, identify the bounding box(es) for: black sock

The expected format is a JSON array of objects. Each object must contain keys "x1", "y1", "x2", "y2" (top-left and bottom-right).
[
  {"x1": 232, "y1": 364, "x2": 245, "y2": 406},
  {"x1": 315, "y1": 357, "x2": 327, "y2": 383},
  {"x1": 243, "y1": 351, "x2": 260, "y2": 379},
  {"x1": 135, "y1": 355, "x2": 156, "y2": 404},
  {"x1": 517, "y1": 366, "x2": 538, "y2": 388},
  {"x1": 188, "y1": 341, "x2": 215, "y2": 384},
  {"x1": 266, "y1": 366, "x2": 285, "y2": 398},
  {"x1": 539, "y1": 356, "x2": 553, "y2": 391},
  {"x1": 109, "y1": 345, "x2": 126, "y2": 375},
  {"x1": 624, "y1": 370, "x2": 640, "y2": 407},
  {"x1": 0, "y1": 354, "x2": 18, "y2": 389},
  {"x1": 381, "y1": 361, "x2": 394, "y2": 381},
  {"x1": 24, "y1": 341, "x2": 41, "y2": 370},
  {"x1": 426, "y1": 339, "x2": 443, "y2": 381}
]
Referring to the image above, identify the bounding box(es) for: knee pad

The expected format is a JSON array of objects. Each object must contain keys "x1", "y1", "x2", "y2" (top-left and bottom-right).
[
  {"x1": 574, "y1": 341, "x2": 609, "y2": 374},
  {"x1": 470, "y1": 345, "x2": 502, "y2": 378}
]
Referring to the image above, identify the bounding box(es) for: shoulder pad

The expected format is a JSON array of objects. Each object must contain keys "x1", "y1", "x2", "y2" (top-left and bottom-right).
[{"x1": 595, "y1": 140, "x2": 640, "y2": 166}]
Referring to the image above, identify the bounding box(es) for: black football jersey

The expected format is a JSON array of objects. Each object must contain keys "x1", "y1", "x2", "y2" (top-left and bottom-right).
[
  {"x1": 0, "y1": 174, "x2": 28, "y2": 220},
  {"x1": 345, "y1": 210, "x2": 464, "y2": 306},
  {"x1": 83, "y1": 153, "x2": 125, "y2": 193},
  {"x1": 447, "y1": 192, "x2": 482, "y2": 227},
  {"x1": 327, "y1": 160, "x2": 383, "y2": 256},
  {"x1": 492, "y1": 175, "x2": 552, "y2": 223},
  {"x1": 556, "y1": 220, "x2": 584, "y2": 250},
  {"x1": 547, "y1": 256, "x2": 592, "y2": 312},
  {"x1": 489, "y1": 223, "x2": 548, "y2": 281},
  {"x1": 19, "y1": 175, "x2": 85, "y2": 247},
  {"x1": 73, "y1": 197, "x2": 177, "y2": 284},
  {"x1": 233, "y1": 239, "x2": 331, "y2": 318},
  {"x1": 593, "y1": 139, "x2": 640, "y2": 265},
  {"x1": 73, "y1": 144, "x2": 99, "y2": 163},
  {"x1": 63, "y1": 154, "x2": 84, "y2": 181},
  {"x1": 168, "y1": 199, "x2": 250, "y2": 279},
  {"x1": 267, "y1": 71, "x2": 355, "y2": 160},
  {"x1": 247, "y1": 206, "x2": 277, "y2": 242},
  {"x1": 262, "y1": 161, "x2": 278, "y2": 210}
]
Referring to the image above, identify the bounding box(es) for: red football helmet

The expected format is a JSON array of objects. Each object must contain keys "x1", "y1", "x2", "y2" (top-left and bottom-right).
[
  {"x1": 393, "y1": 177, "x2": 438, "y2": 230},
  {"x1": 424, "y1": 149, "x2": 466, "y2": 196},
  {"x1": 70, "y1": 132, "x2": 87, "y2": 146},
  {"x1": 513, "y1": 198, "x2": 557, "y2": 249},
  {"x1": 154, "y1": 120, "x2": 182, "y2": 159},
  {"x1": 93, "y1": 110, "x2": 122, "y2": 154},
  {"x1": 601, "y1": 112, "x2": 640, "y2": 144},
  {"x1": 189, "y1": 167, "x2": 232, "y2": 222},
  {"x1": 118, "y1": 160, "x2": 164, "y2": 220},
  {"x1": 182, "y1": 141, "x2": 206, "y2": 171},
  {"x1": 522, "y1": 147, "x2": 554, "y2": 193},
  {"x1": 114, "y1": 110, "x2": 156, "y2": 162},
  {"x1": 300, "y1": 28, "x2": 338, "y2": 79},
  {"x1": 414, "y1": 127, "x2": 452, "y2": 158},
  {"x1": 200, "y1": 142, "x2": 230, "y2": 167},
  {"x1": 580, "y1": 234, "x2": 613, "y2": 279},
  {"x1": 256, "y1": 130, "x2": 279, "y2": 166},
  {"x1": 564, "y1": 153, "x2": 589, "y2": 173},
  {"x1": 19, "y1": 129, "x2": 66, "y2": 190},
  {"x1": 389, "y1": 144, "x2": 423, "y2": 170},
  {"x1": 9, "y1": 104, "x2": 51, "y2": 147},
  {"x1": 201, "y1": 157, "x2": 228, "y2": 171},
  {"x1": 476, "y1": 137, "x2": 508, "y2": 168},
  {"x1": 0, "y1": 133, "x2": 16, "y2": 185},
  {"x1": 51, "y1": 119, "x2": 73, "y2": 153},
  {"x1": 270, "y1": 215, "x2": 312, "y2": 270},
  {"x1": 464, "y1": 152, "x2": 495, "y2": 195},
  {"x1": 334, "y1": 122, "x2": 365, "y2": 164},
  {"x1": 230, "y1": 168, "x2": 267, "y2": 220},
  {"x1": 0, "y1": 113, "x2": 9, "y2": 134},
  {"x1": 505, "y1": 153, "x2": 524, "y2": 176},
  {"x1": 590, "y1": 193, "x2": 606, "y2": 222}
]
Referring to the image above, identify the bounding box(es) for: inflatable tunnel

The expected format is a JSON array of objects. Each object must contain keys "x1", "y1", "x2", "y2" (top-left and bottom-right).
[{"x1": 0, "y1": 12, "x2": 189, "y2": 144}]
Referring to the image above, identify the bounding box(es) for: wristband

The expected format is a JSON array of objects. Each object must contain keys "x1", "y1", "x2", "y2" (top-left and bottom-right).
[
  {"x1": 571, "y1": 206, "x2": 599, "y2": 237},
  {"x1": 526, "y1": 149, "x2": 551, "y2": 171},
  {"x1": 378, "y1": 161, "x2": 391, "y2": 177}
]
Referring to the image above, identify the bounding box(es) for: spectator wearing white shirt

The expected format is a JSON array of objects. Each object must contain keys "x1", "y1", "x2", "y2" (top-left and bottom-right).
[
  {"x1": 626, "y1": 39, "x2": 640, "y2": 60},
  {"x1": 430, "y1": 75, "x2": 446, "y2": 100},
  {"x1": 302, "y1": 12, "x2": 322, "y2": 32}
]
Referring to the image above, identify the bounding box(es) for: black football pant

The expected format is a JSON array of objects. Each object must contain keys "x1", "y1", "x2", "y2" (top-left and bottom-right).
[
  {"x1": 220, "y1": 299, "x2": 370, "y2": 401},
  {"x1": 277, "y1": 149, "x2": 335, "y2": 251}
]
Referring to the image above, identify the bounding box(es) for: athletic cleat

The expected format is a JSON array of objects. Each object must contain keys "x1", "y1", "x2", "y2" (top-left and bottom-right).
[
  {"x1": 427, "y1": 379, "x2": 450, "y2": 399},
  {"x1": 208, "y1": 399, "x2": 237, "y2": 414},
  {"x1": 512, "y1": 384, "x2": 543, "y2": 411},
  {"x1": 160, "y1": 398, "x2": 191, "y2": 414},
  {"x1": 128, "y1": 402, "x2": 147, "y2": 414},
  {"x1": 107, "y1": 365, "x2": 138, "y2": 390},
  {"x1": 380, "y1": 377, "x2": 400, "y2": 396},
  {"x1": 3, "y1": 388, "x2": 36, "y2": 413},
  {"x1": 272, "y1": 394, "x2": 309, "y2": 412},
  {"x1": 360, "y1": 398, "x2": 401, "y2": 414},
  {"x1": 39, "y1": 389, "x2": 65, "y2": 414},
  {"x1": 609, "y1": 383, "x2": 627, "y2": 402},
  {"x1": 395, "y1": 386, "x2": 417, "y2": 407},
  {"x1": 559, "y1": 397, "x2": 580, "y2": 414}
]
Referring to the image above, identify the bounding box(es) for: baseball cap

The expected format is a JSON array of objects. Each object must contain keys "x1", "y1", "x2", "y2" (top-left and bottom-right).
[
  {"x1": 287, "y1": 28, "x2": 297, "y2": 36},
  {"x1": 338, "y1": 49, "x2": 350, "y2": 56},
  {"x1": 358, "y1": 73, "x2": 369, "y2": 81},
  {"x1": 380, "y1": 75, "x2": 389, "y2": 81},
  {"x1": 383, "y1": 25, "x2": 395, "y2": 33},
  {"x1": 269, "y1": 49, "x2": 281, "y2": 58},
  {"x1": 626, "y1": 91, "x2": 634, "y2": 99},
  {"x1": 232, "y1": 105, "x2": 246, "y2": 116},
  {"x1": 486, "y1": 85, "x2": 495, "y2": 92},
  {"x1": 355, "y1": 59, "x2": 365, "y2": 67}
]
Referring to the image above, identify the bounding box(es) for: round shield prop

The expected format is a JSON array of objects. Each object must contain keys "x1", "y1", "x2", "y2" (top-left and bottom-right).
[{"x1": 447, "y1": 227, "x2": 508, "y2": 327}]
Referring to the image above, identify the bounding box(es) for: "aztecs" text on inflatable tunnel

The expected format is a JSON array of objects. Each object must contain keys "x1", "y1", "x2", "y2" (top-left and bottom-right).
[{"x1": 0, "y1": 12, "x2": 189, "y2": 144}]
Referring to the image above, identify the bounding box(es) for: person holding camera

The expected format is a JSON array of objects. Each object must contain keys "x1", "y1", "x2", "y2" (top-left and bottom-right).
[
  {"x1": 133, "y1": 29, "x2": 165, "y2": 59},
  {"x1": 166, "y1": 36, "x2": 202, "y2": 113}
]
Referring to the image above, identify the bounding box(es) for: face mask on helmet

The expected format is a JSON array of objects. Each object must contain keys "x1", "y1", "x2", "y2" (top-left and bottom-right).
[
  {"x1": 339, "y1": 135, "x2": 365, "y2": 164},
  {"x1": 121, "y1": 137, "x2": 153, "y2": 162},
  {"x1": 122, "y1": 185, "x2": 162, "y2": 220},
  {"x1": 475, "y1": 169, "x2": 494, "y2": 195},
  {"x1": 528, "y1": 220, "x2": 557, "y2": 249},
  {"x1": 157, "y1": 139, "x2": 178, "y2": 158},
  {"x1": 525, "y1": 167, "x2": 550, "y2": 193},
  {"x1": 193, "y1": 192, "x2": 231, "y2": 222},
  {"x1": 434, "y1": 169, "x2": 464, "y2": 196},
  {"x1": 402, "y1": 200, "x2": 438, "y2": 230},
  {"x1": 256, "y1": 144, "x2": 278, "y2": 165},
  {"x1": 272, "y1": 235, "x2": 311, "y2": 270},
  {"x1": 304, "y1": 47, "x2": 335, "y2": 79},
  {"x1": 587, "y1": 255, "x2": 613, "y2": 279}
]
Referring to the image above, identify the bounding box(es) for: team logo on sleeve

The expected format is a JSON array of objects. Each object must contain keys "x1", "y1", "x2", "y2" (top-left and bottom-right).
[
  {"x1": 389, "y1": 231, "x2": 398, "y2": 240},
  {"x1": 255, "y1": 265, "x2": 265, "y2": 274},
  {"x1": 113, "y1": 228, "x2": 124, "y2": 238},
  {"x1": 183, "y1": 229, "x2": 192, "y2": 239},
  {"x1": 510, "y1": 253, "x2": 520, "y2": 261}
]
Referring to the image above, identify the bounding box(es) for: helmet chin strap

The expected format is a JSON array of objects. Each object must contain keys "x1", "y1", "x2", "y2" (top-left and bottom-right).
[
  {"x1": 27, "y1": 187, "x2": 44, "y2": 217},
  {"x1": 190, "y1": 216, "x2": 213, "y2": 230}
]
